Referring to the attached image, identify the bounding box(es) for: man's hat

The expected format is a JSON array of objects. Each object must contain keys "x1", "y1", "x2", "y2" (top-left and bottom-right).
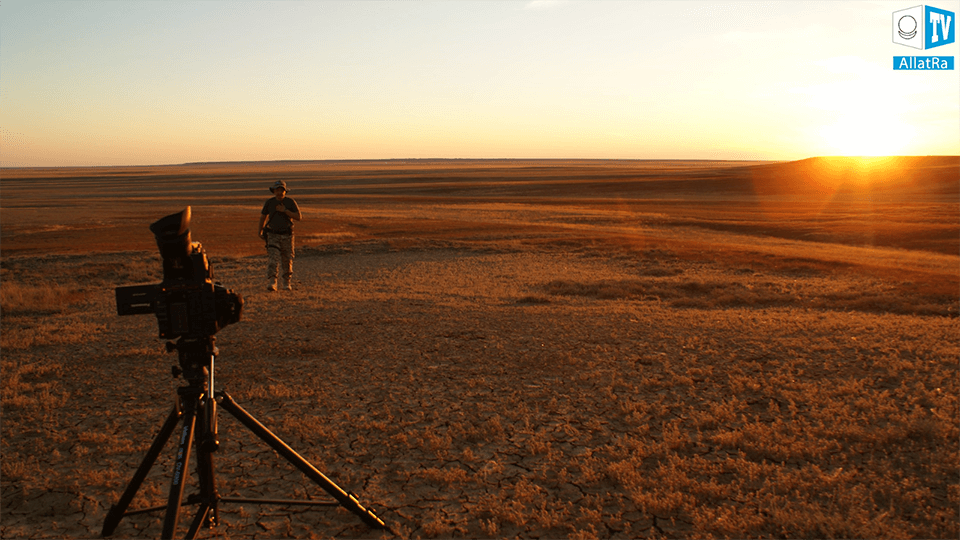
[{"x1": 269, "y1": 180, "x2": 288, "y2": 193}]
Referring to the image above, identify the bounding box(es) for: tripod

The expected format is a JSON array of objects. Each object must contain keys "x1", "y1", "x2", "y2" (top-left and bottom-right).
[{"x1": 101, "y1": 336, "x2": 388, "y2": 539}]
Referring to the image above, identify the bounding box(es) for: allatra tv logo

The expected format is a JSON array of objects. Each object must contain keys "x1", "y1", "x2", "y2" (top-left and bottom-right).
[{"x1": 893, "y1": 5, "x2": 955, "y2": 50}]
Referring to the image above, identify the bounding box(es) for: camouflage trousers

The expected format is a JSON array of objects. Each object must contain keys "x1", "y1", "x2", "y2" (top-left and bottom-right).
[{"x1": 265, "y1": 232, "x2": 295, "y2": 285}]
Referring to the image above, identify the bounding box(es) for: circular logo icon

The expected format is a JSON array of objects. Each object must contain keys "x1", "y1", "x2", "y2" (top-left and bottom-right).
[{"x1": 898, "y1": 15, "x2": 917, "y2": 39}]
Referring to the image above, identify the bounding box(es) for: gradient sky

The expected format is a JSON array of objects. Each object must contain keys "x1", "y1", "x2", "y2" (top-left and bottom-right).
[{"x1": 2, "y1": 0, "x2": 959, "y2": 167}]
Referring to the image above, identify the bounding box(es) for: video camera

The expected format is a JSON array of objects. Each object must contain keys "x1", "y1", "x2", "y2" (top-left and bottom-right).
[{"x1": 115, "y1": 207, "x2": 243, "y2": 339}]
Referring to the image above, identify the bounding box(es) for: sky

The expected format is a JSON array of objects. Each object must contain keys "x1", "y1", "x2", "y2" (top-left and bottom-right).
[{"x1": 1, "y1": 0, "x2": 959, "y2": 167}]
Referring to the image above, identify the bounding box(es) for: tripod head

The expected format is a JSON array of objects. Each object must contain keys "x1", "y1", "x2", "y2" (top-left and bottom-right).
[
  {"x1": 167, "y1": 335, "x2": 217, "y2": 385},
  {"x1": 166, "y1": 334, "x2": 221, "y2": 456}
]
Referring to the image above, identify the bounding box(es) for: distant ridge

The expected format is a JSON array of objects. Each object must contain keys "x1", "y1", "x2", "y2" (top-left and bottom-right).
[
  {"x1": 177, "y1": 157, "x2": 773, "y2": 167},
  {"x1": 740, "y1": 156, "x2": 959, "y2": 199}
]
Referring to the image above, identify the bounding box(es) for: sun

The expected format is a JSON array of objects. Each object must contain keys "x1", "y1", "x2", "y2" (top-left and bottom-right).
[{"x1": 819, "y1": 115, "x2": 916, "y2": 157}]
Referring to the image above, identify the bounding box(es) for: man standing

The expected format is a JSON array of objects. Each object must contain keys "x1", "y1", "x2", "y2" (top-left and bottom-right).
[{"x1": 258, "y1": 180, "x2": 302, "y2": 291}]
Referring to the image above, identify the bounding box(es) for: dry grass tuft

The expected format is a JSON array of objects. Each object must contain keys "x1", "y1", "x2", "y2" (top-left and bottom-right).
[
  {"x1": 543, "y1": 272, "x2": 957, "y2": 317},
  {"x1": 0, "y1": 282, "x2": 90, "y2": 315}
]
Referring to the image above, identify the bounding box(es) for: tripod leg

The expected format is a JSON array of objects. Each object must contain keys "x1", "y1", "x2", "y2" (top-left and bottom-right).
[
  {"x1": 186, "y1": 396, "x2": 221, "y2": 538},
  {"x1": 184, "y1": 504, "x2": 212, "y2": 540},
  {"x1": 161, "y1": 404, "x2": 197, "y2": 539},
  {"x1": 217, "y1": 391, "x2": 388, "y2": 530},
  {"x1": 102, "y1": 403, "x2": 182, "y2": 538}
]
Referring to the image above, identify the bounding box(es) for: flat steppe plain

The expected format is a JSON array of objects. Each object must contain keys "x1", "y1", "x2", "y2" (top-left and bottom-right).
[{"x1": 2, "y1": 157, "x2": 958, "y2": 538}]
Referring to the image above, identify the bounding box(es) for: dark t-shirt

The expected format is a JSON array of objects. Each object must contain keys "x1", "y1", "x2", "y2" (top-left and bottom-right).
[{"x1": 261, "y1": 197, "x2": 300, "y2": 233}]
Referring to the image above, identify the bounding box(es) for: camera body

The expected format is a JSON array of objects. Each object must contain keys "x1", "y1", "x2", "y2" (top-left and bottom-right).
[{"x1": 115, "y1": 207, "x2": 243, "y2": 339}]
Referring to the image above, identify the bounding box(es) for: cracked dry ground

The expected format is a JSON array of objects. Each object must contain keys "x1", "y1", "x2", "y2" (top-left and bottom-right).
[{"x1": 2, "y1": 242, "x2": 958, "y2": 539}]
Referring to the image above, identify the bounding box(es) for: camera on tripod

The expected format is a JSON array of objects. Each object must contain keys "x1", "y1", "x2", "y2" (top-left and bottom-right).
[
  {"x1": 103, "y1": 207, "x2": 389, "y2": 538},
  {"x1": 115, "y1": 207, "x2": 243, "y2": 338}
]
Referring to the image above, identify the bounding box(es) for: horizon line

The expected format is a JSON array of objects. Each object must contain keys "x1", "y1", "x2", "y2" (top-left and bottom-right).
[{"x1": 3, "y1": 155, "x2": 958, "y2": 170}]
